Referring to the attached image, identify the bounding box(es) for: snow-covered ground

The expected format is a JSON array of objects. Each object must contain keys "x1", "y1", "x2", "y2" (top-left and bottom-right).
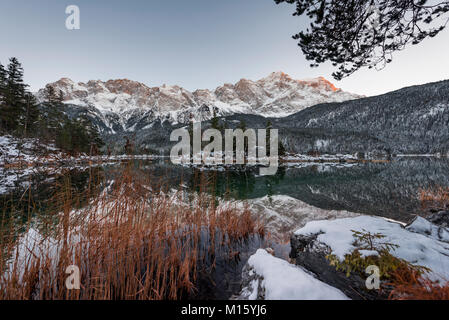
[
  {"x1": 237, "y1": 249, "x2": 349, "y2": 300},
  {"x1": 0, "y1": 135, "x2": 64, "y2": 165},
  {"x1": 283, "y1": 162, "x2": 359, "y2": 170},
  {"x1": 0, "y1": 135, "x2": 161, "y2": 168},
  {"x1": 406, "y1": 216, "x2": 449, "y2": 243}
]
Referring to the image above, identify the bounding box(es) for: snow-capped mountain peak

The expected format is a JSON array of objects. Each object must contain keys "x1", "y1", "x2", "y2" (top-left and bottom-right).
[{"x1": 36, "y1": 72, "x2": 362, "y2": 132}]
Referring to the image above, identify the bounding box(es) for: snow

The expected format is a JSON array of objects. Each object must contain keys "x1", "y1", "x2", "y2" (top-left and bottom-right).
[
  {"x1": 0, "y1": 134, "x2": 160, "y2": 195},
  {"x1": 242, "y1": 249, "x2": 349, "y2": 300},
  {"x1": 0, "y1": 135, "x2": 63, "y2": 165},
  {"x1": 406, "y1": 216, "x2": 449, "y2": 243},
  {"x1": 314, "y1": 139, "x2": 331, "y2": 150},
  {"x1": 0, "y1": 136, "x2": 20, "y2": 158},
  {"x1": 422, "y1": 103, "x2": 447, "y2": 118},
  {"x1": 359, "y1": 250, "x2": 379, "y2": 258},
  {"x1": 295, "y1": 216, "x2": 449, "y2": 282},
  {"x1": 284, "y1": 153, "x2": 357, "y2": 161}
]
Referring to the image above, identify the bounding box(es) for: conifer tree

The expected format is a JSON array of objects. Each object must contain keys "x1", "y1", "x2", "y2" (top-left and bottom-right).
[
  {"x1": 266, "y1": 120, "x2": 286, "y2": 157},
  {"x1": 237, "y1": 120, "x2": 249, "y2": 156},
  {"x1": 77, "y1": 114, "x2": 104, "y2": 154},
  {"x1": 266, "y1": 120, "x2": 272, "y2": 157},
  {"x1": 275, "y1": 0, "x2": 449, "y2": 79},
  {"x1": 0, "y1": 58, "x2": 39, "y2": 137},
  {"x1": 23, "y1": 92, "x2": 40, "y2": 138},
  {"x1": 3, "y1": 58, "x2": 27, "y2": 132},
  {"x1": 42, "y1": 85, "x2": 67, "y2": 137},
  {"x1": 0, "y1": 63, "x2": 6, "y2": 88},
  {"x1": 238, "y1": 120, "x2": 247, "y2": 132},
  {"x1": 211, "y1": 108, "x2": 219, "y2": 130},
  {"x1": 0, "y1": 63, "x2": 7, "y2": 132}
]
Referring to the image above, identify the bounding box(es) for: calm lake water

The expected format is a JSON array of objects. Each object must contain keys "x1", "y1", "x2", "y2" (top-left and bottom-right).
[
  {"x1": 2, "y1": 157, "x2": 449, "y2": 228},
  {"x1": 1, "y1": 157, "x2": 448, "y2": 298}
]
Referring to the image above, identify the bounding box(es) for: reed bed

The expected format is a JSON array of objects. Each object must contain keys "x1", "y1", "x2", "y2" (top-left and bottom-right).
[
  {"x1": 389, "y1": 264, "x2": 449, "y2": 300},
  {"x1": 0, "y1": 164, "x2": 264, "y2": 300},
  {"x1": 419, "y1": 186, "x2": 449, "y2": 211}
]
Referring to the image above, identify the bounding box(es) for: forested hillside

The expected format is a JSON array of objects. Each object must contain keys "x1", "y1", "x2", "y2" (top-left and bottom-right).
[
  {"x1": 276, "y1": 80, "x2": 449, "y2": 154},
  {"x1": 0, "y1": 57, "x2": 103, "y2": 155}
]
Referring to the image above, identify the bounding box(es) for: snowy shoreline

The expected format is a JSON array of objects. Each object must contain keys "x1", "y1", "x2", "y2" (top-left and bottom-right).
[
  {"x1": 2, "y1": 134, "x2": 446, "y2": 170},
  {"x1": 236, "y1": 214, "x2": 449, "y2": 300}
]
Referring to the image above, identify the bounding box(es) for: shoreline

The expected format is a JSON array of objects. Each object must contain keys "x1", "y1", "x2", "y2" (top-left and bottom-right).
[{"x1": 3, "y1": 153, "x2": 446, "y2": 170}]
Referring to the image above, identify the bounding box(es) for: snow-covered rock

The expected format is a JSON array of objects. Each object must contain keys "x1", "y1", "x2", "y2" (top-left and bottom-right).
[
  {"x1": 406, "y1": 216, "x2": 449, "y2": 243},
  {"x1": 426, "y1": 210, "x2": 449, "y2": 229},
  {"x1": 287, "y1": 215, "x2": 449, "y2": 299},
  {"x1": 294, "y1": 216, "x2": 449, "y2": 282},
  {"x1": 235, "y1": 249, "x2": 349, "y2": 300}
]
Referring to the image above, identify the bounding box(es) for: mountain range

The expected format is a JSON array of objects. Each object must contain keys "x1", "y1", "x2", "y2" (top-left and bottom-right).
[
  {"x1": 36, "y1": 72, "x2": 361, "y2": 132},
  {"x1": 35, "y1": 73, "x2": 449, "y2": 155}
]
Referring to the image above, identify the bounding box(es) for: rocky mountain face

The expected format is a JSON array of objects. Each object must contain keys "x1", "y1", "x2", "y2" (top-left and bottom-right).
[{"x1": 36, "y1": 72, "x2": 361, "y2": 133}]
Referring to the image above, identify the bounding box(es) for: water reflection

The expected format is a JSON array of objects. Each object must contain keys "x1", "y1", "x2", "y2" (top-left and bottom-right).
[{"x1": 2, "y1": 157, "x2": 449, "y2": 235}]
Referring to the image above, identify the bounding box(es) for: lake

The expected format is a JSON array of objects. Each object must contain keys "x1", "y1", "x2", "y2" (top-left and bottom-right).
[{"x1": 2, "y1": 157, "x2": 448, "y2": 233}]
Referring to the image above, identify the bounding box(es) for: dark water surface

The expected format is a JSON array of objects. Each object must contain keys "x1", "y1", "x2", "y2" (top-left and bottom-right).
[{"x1": 2, "y1": 157, "x2": 449, "y2": 230}]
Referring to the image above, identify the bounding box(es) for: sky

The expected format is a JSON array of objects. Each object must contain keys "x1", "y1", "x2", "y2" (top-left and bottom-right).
[{"x1": 0, "y1": 0, "x2": 448, "y2": 97}]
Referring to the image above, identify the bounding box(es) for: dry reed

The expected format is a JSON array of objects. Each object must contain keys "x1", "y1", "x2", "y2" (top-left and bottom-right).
[
  {"x1": 419, "y1": 186, "x2": 449, "y2": 211},
  {"x1": 0, "y1": 163, "x2": 264, "y2": 300},
  {"x1": 389, "y1": 264, "x2": 449, "y2": 300}
]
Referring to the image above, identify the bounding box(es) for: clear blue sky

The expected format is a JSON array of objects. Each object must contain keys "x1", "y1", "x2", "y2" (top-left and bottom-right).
[{"x1": 1, "y1": 0, "x2": 448, "y2": 96}]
